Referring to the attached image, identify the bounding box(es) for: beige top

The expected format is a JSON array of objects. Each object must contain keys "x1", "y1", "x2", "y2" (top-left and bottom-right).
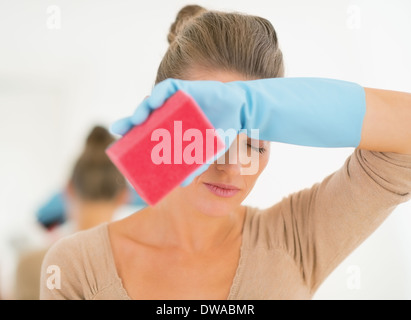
[{"x1": 40, "y1": 149, "x2": 411, "y2": 300}]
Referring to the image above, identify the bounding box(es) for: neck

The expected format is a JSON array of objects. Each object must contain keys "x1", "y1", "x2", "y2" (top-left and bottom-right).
[
  {"x1": 72, "y1": 201, "x2": 117, "y2": 231},
  {"x1": 134, "y1": 196, "x2": 246, "y2": 253}
]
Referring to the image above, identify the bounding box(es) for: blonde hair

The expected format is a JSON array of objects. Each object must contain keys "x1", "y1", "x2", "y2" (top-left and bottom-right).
[{"x1": 156, "y1": 5, "x2": 284, "y2": 83}]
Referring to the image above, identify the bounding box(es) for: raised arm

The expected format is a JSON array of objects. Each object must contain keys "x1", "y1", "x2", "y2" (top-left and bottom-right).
[
  {"x1": 359, "y1": 88, "x2": 411, "y2": 154},
  {"x1": 109, "y1": 77, "x2": 411, "y2": 188}
]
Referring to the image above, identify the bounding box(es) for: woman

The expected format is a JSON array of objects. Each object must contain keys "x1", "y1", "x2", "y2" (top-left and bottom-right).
[
  {"x1": 40, "y1": 5, "x2": 411, "y2": 300},
  {"x1": 62, "y1": 125, "x2": 129, "y2": 231},
  {"x1": 15, "y1": 125, "x2": 129, "y2": 300}
]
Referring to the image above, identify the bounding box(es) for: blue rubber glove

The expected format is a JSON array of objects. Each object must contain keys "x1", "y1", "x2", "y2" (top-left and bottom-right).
[
  {"x1": 36, "y1": 192, "x2": 67, "y2": 229},
  {"x1": 111, "y1": 80, "x2": 245, "y2": 186},
  {"x1": 111, "y1": 77, "x2": 366, "y2": 184}
]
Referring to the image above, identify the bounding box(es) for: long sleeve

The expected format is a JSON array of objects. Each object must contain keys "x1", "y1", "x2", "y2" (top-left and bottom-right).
[{"x1": 265, "y1": 149, "x2": 411, "y2": 295}]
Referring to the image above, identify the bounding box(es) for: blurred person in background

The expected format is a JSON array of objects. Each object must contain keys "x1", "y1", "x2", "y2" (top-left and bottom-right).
[{"x1": 14, "y1": 125, "x2": 130, "y2": 300}]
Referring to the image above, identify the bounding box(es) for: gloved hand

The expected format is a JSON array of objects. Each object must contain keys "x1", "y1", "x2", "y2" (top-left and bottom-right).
[
  {"x1": 111, "y1": 77, "x2": 366, "y2": 184},
  {"x1": 36, "y1": 192, "x2": 67, "y2": 229},
  {"x1": 111, "y1": 79, "x2": 246, "y2": 186},
  {"x1": 110, "y1": 79, "x2": 244, "y2": 137}
]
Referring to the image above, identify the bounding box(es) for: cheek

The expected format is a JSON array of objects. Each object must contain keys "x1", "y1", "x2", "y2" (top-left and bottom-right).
[
  {"x1": 243, "y1": 151, "x2": 270, "y2": 189},
  {"x1": 259, "y1": 150, "x2": 270, "y2": 171}
]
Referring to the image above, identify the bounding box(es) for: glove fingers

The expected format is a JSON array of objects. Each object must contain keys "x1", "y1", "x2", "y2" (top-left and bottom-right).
[
  {"x1": 149, "y1": 79, "x2": 180, "y2": 108},
  {"x1": 130, "y1": 79, "x2": 180, "y2": 126},
  {"x1": 110, "y1": 117, "x2": 134, "y2": 136},
  {"x1": 130, "y1": 100, "x2": 152, "y2": 126}
]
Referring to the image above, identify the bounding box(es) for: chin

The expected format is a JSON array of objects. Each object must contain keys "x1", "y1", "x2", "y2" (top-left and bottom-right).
[
  {"x1": 190, "y1": 186, "x2": 243, "y2": 217},
  {"x1": 169, "y1": 181, "x2": 244, "y2": 217}
]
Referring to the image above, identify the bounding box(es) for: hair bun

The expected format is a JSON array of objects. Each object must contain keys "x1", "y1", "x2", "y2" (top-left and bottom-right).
[
  {"x1": 85, "y1": 125, "x2": 114, "y2": 150},
  {"x1": 71, "y1": 125, "x2": 126, "y2": 201},
  {"x1": 168, "y1": 5, "x2": 207, "y2": 44}
]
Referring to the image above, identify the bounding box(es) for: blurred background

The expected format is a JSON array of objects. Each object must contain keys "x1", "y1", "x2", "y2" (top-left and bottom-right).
[{"x1": 0, "y1": 0, "x2": 410, "y2": 300}]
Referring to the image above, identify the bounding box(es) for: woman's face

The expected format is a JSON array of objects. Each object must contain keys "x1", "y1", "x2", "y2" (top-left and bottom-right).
[{"x1": 166, "y1": 68, "x2": 271, "y2": 217}]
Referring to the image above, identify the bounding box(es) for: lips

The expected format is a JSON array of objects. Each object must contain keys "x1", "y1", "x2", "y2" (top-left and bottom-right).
[{"x1": 203, "y1": 182, "x2": 240, "y2": 198}]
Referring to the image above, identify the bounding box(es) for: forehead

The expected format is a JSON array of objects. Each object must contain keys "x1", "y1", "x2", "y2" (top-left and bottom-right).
[{"x1": 185, "y1": 67, "x2": 249, "y2": 83}]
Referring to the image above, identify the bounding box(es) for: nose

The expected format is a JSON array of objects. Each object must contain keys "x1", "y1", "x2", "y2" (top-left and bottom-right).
[{"x1": 214, "y1": 141, "x2": 242, "y2": 176}]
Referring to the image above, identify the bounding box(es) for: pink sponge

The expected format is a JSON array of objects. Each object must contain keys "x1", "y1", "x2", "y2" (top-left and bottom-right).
[{"x1": 106, "y1": 90, "x2": 225, "y2": 206}]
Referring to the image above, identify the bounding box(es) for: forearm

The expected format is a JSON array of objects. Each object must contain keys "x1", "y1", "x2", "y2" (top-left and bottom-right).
[
  {"x1": 239, "y1": 78, "x2": 366, "y2": 147},
  {"x1": 242, "y1": 79, "x2": 411, "y2": 153},
  {"x1": 113, "y1": 78, "x2": 410, "y2": 153},
  {"x1": 359, "y1": 88, "x2": 411, "y2": 154}
]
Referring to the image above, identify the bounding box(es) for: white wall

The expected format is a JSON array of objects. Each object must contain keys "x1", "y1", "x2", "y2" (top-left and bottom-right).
[{"x1": 0, "y1": 0, "x2": 410, "y2": 299}]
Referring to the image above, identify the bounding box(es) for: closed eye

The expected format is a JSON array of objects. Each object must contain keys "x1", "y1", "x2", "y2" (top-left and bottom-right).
[{"x1": 247, "y1": 143, "x2": 266, "y2": 154}]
